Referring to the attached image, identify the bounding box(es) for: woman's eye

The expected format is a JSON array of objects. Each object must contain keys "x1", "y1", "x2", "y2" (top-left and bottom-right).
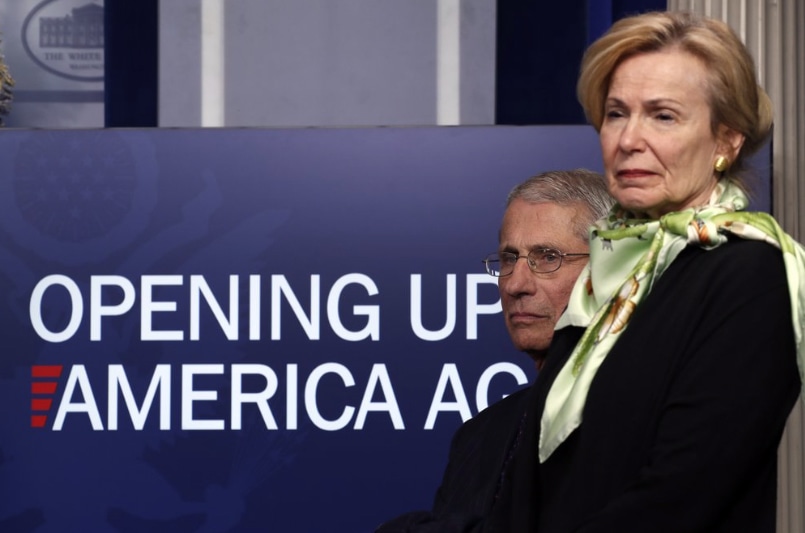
[{"x1": 605, "y1": 109, "x2": 624, "y2": 119}]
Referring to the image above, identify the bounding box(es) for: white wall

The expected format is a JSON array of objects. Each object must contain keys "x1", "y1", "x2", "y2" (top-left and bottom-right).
[{"x1": 159, "y1": 0, "x2": 496, "y2": 127}]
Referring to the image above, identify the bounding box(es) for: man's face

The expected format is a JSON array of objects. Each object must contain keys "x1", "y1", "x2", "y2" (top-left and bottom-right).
[{"x1": 498, "y1": 199, "x2": 590, "y2": 362}]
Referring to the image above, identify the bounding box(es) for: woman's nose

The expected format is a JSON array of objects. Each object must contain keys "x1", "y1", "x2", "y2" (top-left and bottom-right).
[{"x1": 618, "y1": 117, "x2": 646, "y2": 152}]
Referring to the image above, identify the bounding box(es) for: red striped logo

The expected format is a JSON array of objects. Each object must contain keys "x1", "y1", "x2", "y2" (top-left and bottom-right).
[{"x1": 31, "y1": 365, "x2": 63, "y2": 428}]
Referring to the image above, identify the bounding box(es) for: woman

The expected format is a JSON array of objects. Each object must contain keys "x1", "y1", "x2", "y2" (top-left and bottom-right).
[{"x1": 491, "y1": 11, "x2": 805, "y2": 533}]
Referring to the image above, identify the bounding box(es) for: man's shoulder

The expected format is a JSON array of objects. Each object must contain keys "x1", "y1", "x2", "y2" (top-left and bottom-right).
[
  {"x1": 479, "y1": 386, "x2": 531, "y2": 416},
  {"x1": 457, "y1": 386, "x2": 531, "y2": 437}
]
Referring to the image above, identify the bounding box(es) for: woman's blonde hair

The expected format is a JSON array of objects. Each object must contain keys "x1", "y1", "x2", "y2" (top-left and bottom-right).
[{"x1": 577, "y1": 11, "x2": 772, "y2": 178}]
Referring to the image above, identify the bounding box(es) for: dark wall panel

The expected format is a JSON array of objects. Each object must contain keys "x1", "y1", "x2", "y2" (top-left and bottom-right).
[
  {"x1": 495, "y1": 0, "x2": 668, "y2": 125},
  {"x1": 105, "y1": 0, "x2": 158, "y2": 127}
]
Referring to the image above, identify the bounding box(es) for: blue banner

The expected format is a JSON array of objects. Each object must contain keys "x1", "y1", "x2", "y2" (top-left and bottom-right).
[{"x1": 0, "y1": 126, "x2": 768, "y2": 532}]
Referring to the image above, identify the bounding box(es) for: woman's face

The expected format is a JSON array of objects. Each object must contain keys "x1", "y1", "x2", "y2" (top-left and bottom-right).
[{"x1": 599, "y1": 48, "x2": 741, "y2": 218}]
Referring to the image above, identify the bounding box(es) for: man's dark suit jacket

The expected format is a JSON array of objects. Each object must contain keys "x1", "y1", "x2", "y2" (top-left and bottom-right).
[{"x1": 374, "y1": 387, "x2": 530, "y2": 532}]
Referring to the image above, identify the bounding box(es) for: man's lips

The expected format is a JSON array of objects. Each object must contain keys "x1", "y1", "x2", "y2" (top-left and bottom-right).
[{"x1": 508, "y1": 312, "x2": 549, "y2": 324}]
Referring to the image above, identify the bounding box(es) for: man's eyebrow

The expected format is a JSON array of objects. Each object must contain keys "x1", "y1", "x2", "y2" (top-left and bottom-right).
[
  {"x1": 528, "y1": 244, "x2": 560, "y2": 251},
  {"x1": 498, "y1": 243, "x2": 518, "y2": 253},
  {"x1": 498, "y1": 243, "x2": 561, "y2": 253}
]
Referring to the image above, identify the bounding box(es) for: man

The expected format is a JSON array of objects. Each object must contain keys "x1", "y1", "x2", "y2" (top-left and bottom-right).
[
  {"x1": 376, "y1": 169, "x2": 613, "y2": 532},
  {"x1": 495, "y1": 169, "x2": 612, "y2": 370}
]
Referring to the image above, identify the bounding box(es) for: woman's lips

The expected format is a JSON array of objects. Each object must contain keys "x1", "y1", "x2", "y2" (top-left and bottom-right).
[{"x1": 617, "y1": 168, "x2": 655, "y2": 178}]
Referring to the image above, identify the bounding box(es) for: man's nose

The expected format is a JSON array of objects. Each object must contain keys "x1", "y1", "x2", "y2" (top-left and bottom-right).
[{"x1": 502, "y1": 258, "x2": 537, "y2": 295}]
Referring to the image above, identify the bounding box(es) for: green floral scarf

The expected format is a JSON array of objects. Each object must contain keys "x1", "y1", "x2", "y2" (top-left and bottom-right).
[{"x1": 539, "y1": 181, "x2": 805, "y2": 462}]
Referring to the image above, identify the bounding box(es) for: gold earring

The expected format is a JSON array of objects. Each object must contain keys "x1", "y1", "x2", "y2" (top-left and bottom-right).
[{"x1": 714, "y1": 156, "x2": 730, "y2": 173}]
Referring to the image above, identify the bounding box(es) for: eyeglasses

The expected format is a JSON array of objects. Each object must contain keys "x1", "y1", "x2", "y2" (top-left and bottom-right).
[{"x1": 482, "y1": 249, "x2": 589, "y2": 277}]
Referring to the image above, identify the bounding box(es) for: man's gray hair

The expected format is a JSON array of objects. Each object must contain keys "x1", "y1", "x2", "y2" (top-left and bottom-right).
[{"x1": 507, "y1": 168, "x2": 613, "y2": 242}]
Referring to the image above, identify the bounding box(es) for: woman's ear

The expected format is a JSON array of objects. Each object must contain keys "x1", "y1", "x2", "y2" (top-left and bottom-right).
[{"x1": 718, "y1": 125, "x2": 746, "y2": 160}]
